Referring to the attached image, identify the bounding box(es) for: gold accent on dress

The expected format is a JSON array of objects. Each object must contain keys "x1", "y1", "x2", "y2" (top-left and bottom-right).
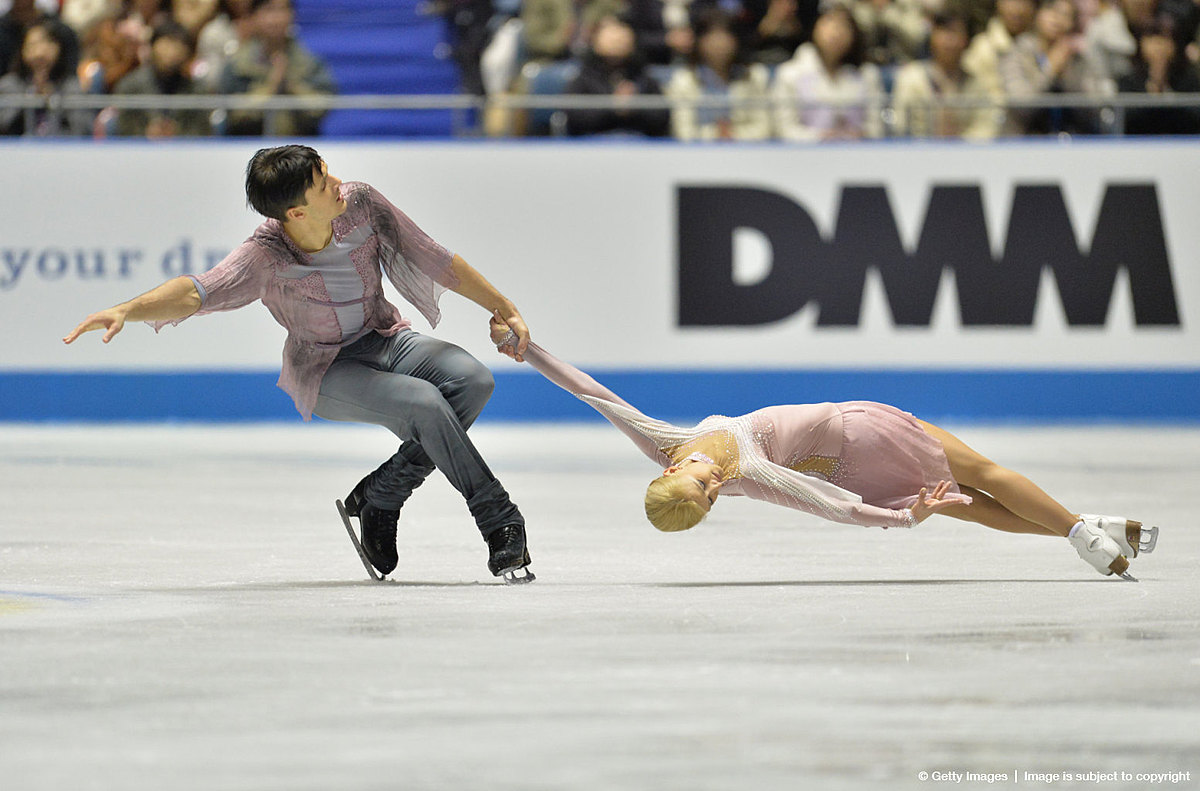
[
  {"x1": 788, "y1": 455, "x2": 841, "y2": 481},
  {"x1": 668, "y1": 431, "x2": 742, "y2": 479}
]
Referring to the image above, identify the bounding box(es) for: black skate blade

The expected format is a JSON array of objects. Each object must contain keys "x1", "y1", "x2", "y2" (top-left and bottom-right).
[
  {"x1": 336, "y1": 499, "x2": 383, "y2": 582},
  {"x1": 502, "y1": 567, "x2": 535, "y2": 585}
]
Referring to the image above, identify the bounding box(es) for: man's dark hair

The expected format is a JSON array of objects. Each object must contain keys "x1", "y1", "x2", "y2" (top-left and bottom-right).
[
  {"x1": 245, "y1": 145, "x2": 322, "y2": 221},
  {"x1": 931, "y1": 10, "x2": 971, "y2": 32},
  {"x1": 151, "y1": 20, "x2": 195, "y2": 51}
]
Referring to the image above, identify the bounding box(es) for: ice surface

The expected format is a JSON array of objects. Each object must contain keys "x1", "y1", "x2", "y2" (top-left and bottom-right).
[{"x1": 1, "y1": 423, "x2": 1197, "y2": 790}]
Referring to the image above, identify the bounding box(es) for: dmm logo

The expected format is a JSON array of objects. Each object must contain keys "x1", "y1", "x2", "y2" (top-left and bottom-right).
[{"x1": 677, "y1": 185, "x2": 1180, "y2": 327}]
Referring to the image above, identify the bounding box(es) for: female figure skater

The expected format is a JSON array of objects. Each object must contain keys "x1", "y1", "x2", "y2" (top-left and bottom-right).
[{"x1": 490, "y1": 316, "x2": 1157, "y2": 580}]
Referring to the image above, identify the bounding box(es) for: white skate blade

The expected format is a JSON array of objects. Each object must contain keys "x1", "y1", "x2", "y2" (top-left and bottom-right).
[
  {"x1": 1118, "y1": 571, "x2": 1139, "y2": 582},
  {"x1": 1139, "y1": 525, "x2": 1159, "y2": 554},
  {"x1": 335, "y1": 499, "x2": 383, "y2": 582},
  {"x1": 502, "y1": 567, "x2": 535, "y2": 585}
]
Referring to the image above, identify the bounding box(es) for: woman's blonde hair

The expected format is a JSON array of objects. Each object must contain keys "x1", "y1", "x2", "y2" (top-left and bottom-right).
[{"x1": 644, "y1": 475, "x2": 708, "y2": 532}]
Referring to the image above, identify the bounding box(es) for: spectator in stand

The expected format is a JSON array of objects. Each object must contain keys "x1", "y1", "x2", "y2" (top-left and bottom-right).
[
  {"x1": 962, "y1": 0, "x2": 1037, "y2": 98},
  {"x1": 195, "y1": 0, "x2": 253, "y2": 69},
  {"x1": 851, "y1": 0, "x2": 929, "y2": 75},
  {"x1": 171, "y1": 0, "x2": 222, "y2": 88},
  {"x1": 564, "y1": 13, "x2": 671, "y2": 136},
  {"x1": 1117, "y1": 16, "x2": 1200, "y2": 133},
  {"x1": 76, "y1": 5, "x2": 143, "y2": 94},
  {"x1": 1157, "y1": 0, "x2": 1200, "y2": 63},
  {"x1": 0, "y1": 21, "x2": 93, "y2": 135},
  {"x1": 114, "y1": 19, "x2": 211, "y2": 137},
  {"x1": 736, "y1": 0, "x2": 814, "y2": 67},
  {"x1": 1085, "y1": 0, "x2": 1158, "y2": 84},
  {"x1": 429, "y1": 0, "x2": 494, "y2": 95},
  {"x1": 624, "y1": 0, "x2": 700, "y2": 66},
  {"x1": 520, "y1": 0, "x2": 579, "y2": 63},
  {"x1": 892, "y1": 10, "x2": 1000, "y2": 138},
  {"x1": 771, "y1": 2, "x2": 885, "y2": 141},
  {"x1": 520, "y1": 0, "x2": 626, "y2": 61},
  {"x1": 219, "y1": 0, "x2": 334, "y2": 136},
  {"x1": 999, "y1": 0, "x2": 1113, "y2": 134},
  {"x1": 1, "y1": 0, "x2": 81, "y2": 78},
  {"x1": 61, "y1": 0, "x2": 121, "y2": 40},
  {"x1": 665, "y1": 8, "x2": 772, "y2": 140}
]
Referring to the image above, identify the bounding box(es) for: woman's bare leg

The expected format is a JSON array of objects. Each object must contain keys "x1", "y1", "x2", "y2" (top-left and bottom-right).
[
  {"x1": 918, "y1": 420, "x2": 1078, "y2": 537},
  {"x1": 938, "y1": 485, "x2": 1061, "y2": 536}
]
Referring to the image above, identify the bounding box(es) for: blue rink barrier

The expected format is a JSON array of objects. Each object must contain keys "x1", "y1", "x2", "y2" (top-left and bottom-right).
[{"x1": 1, "y1": 369, "x2": 1197, "y2": 423}]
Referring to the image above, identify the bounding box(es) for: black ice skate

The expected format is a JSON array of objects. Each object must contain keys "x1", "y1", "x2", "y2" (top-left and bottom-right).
[
  {"x1": 487, "y1": 524, "x2": 535, "y2": 584},
  {"x1": 336, "y1": 480, "x2": 399, "y2": 581}
]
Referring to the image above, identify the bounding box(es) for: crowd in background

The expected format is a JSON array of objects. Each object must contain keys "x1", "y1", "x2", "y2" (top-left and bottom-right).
[
  {"x1": 0, "y1": 0, "x2": 334, "y2": 137},
  {"x1": 480, "y1": 0, "x2": 1200, "y2": 137},
  {"x1": 2, "y1": 0, "x2": 1198, "y2": 139}
]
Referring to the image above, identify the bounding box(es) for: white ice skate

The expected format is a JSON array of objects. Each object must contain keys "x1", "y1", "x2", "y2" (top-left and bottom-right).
[
  {"x1": 1069, "y1": 523, "x2": 1136, "y2": 581},
  {"x1": 1079, "y1": 514, "x2": 1159, "y2": 558}
]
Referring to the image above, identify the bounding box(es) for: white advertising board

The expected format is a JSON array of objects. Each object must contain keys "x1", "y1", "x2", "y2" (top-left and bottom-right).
[{"x1": 2, "y1": 140, "x2": 1195, "y2": 373}]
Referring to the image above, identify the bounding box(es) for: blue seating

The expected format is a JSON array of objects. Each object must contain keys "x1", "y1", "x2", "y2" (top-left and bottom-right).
[
  {"x1": 294, "y1": 0, "x2": 461, "y2": 137},
  {"x1": 521, "y1": 59, "x2": 579, "y2": 136}
]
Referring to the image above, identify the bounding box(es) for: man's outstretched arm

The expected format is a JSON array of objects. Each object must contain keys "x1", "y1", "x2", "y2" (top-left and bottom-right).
[
  {"x1": 448, "y1": 254, "x2": 530, "y2": 362},
  {"x1": 63, "y1": 276, "x2": 203, "y2": 345}
]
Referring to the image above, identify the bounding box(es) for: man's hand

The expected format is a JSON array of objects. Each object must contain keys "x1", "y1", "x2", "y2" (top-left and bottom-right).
[
  {"x1": 62, "y1": 277, "x2": 200, "y2": 345},
  {"x1": 910, "y1": 480, "x2": 956, "y2": 523},
  {"x1": 491, "y1": 309, "x2": 529, "y2": 362},
  {"x1": 63, "y1": 308, "x2": 128, "y2": 345}
]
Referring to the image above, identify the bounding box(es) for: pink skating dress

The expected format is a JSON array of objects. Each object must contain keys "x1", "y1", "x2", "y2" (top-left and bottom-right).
[{"x1": 514, "y1": 340, "x2": 971, "y2": 529}]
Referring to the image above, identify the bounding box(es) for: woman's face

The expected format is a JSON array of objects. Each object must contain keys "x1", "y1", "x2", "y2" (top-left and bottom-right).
[
  {"x1": 697, "y1": 25, "x2": 737, "y2": 70},
  {"x1": 1035, "y1": 0, "x2": 1075, "y2": 41},
  {"x1": 662, "y1": 460, "x2": 725, "y2": 512},
  {"x1": 813, "y1": 10, "x2": 854, "y2": 64},
  {"x1": 593, "y1": 17, "x2": 635, "y2": 61},
  {"x1": 997, "y1": 0, "x2": 1036, "y2": 35},
  {"x1": 255, "y1": 0, "x2": 294, "y2": 41},
  {"x1": 929, "y1": 20, "x2": 969, "y2": 66},
  {"x1": 22, "y1": 26, "x2": 60, "y2": 74}
]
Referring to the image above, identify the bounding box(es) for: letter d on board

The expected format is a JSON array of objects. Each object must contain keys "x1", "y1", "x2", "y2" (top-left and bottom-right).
[
  {"x1": 677, "y1": 186, "x2": 823, "y2": 326},
  {"x1": 161, "y1": 239, "x2": 193, "y2": 276}
]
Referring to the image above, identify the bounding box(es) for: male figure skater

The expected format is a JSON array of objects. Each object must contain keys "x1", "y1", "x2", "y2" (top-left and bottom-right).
[{"x1": 64, "y1": 145, "x2": 535, "y2": 582}]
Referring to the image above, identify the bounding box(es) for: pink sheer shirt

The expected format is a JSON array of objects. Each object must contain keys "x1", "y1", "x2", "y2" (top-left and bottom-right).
[{"x1": 155, "y1": 182, "x2": 460, "y2": 419}]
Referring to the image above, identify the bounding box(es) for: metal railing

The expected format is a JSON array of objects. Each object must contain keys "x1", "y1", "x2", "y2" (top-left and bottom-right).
[{"x1": 2, "y1": 91, "x2": 1199, "y2": 138}]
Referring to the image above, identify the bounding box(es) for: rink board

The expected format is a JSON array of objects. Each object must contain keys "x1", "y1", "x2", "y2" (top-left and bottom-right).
[{"x1": 2, "y1": 139, "x2": 1198, "y2": 421}]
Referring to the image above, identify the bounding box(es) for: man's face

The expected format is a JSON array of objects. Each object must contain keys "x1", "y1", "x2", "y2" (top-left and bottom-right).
[
  {"x1": 151, "y1": 35, "x2": 190, "y2": 75},
  {"x1": 294, "y1": 161, "x2": 346, "y2": 223}
]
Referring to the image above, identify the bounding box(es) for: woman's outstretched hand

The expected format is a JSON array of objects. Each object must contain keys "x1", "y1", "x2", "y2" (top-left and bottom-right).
[{"x1": 910, "y1": 480, "x2": 956, "y2": 523}]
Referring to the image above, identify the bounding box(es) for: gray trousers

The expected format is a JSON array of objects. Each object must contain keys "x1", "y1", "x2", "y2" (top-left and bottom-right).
[{"x1": 313, "y1": 330, "x2": 522, "y2": 539}]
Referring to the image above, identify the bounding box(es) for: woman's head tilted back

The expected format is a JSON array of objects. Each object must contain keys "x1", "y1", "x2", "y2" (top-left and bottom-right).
[
  {"x1": 644, "y1": 458, "x2": 726, "y2": 532},
  {"x1": 645, "y1": 475, "x2": 708, "y2": 532}
]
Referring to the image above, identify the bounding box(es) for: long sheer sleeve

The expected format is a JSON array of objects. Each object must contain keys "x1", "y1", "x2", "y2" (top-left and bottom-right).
[
  {"x1": 736, "y1": 458, "x2": 916, "y2": 529},
  {"x1": 148, "y1": 240, "x2": 270, "y2": 330},
  {"x1": 515, "y1": 341, "x2": 688, "y2": 467},
  {"x1": 360, "y1": 183, "x2": 459, "y2": 329}
]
